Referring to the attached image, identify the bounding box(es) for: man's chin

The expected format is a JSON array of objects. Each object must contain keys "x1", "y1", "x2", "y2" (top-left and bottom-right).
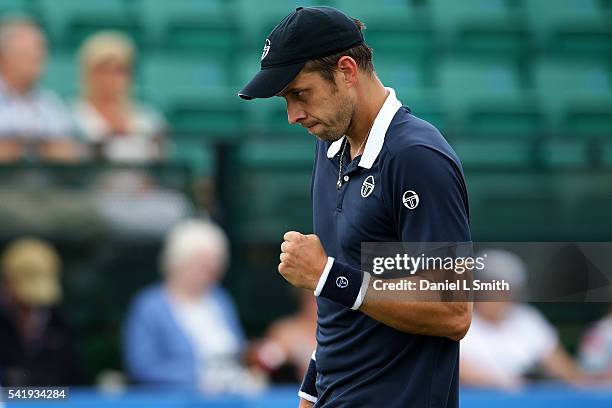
[{"x1": 311, "y1": 130, "x2": 343, "y2": 143}]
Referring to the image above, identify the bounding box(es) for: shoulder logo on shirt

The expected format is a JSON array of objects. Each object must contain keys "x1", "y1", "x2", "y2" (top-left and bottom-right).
[
  {"x1": 402, "y1": 190, "x2": 419, "y2": 209},
  {"x1": 336, "y1": 276, "x2": 349, "y2": 288},
  {"x1": 361, "y1": 175, "x2": 375, "y2": 198},
  {"x1": 261, "y1": 39, "x2": 271, "y2": 60}
]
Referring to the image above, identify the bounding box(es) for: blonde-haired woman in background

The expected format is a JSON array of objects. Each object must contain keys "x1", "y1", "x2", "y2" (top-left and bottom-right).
[
  {"x1": 73, "y1": 31, "x2": 166, "y2": 162},
  {"x1": 73, "y1": 32, "x2": 192, "y2": 238}
]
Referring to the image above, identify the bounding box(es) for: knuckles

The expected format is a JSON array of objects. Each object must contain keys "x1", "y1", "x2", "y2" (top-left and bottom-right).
[{"x1": 283, "y1": 242, "x2": 294, "y2": 253}]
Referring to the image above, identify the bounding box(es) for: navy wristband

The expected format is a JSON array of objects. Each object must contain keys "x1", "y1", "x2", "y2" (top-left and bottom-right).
[
  {"x1": 315, "y1": 258, "x2": 370, "y2": 309},
  {"x1": 298, "y1": 353, "x2": 318, "y2": 403}
]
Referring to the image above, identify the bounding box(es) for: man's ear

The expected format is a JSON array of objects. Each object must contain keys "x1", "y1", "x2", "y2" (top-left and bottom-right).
[{"x1": 336, "y1": 56, "x2": 359, "y2": 88}]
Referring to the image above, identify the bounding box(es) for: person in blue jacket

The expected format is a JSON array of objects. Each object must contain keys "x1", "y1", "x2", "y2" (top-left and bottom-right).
[{"x1": 123, "y1": 219, "x2": 248, "y2": 391}]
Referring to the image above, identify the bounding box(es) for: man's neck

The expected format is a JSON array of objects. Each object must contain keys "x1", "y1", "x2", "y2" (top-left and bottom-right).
[{"x1": 345, "y1": 79, "x2": 389, "y2": 160}]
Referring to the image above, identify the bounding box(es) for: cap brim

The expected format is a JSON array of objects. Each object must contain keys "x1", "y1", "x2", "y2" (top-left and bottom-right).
[{"x1": 238, "y1": 61, "x2": 305, "y2": 100}]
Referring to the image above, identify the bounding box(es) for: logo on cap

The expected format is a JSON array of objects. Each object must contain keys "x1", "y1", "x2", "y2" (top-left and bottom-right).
[{"x1": 261, "y1": 39, "x2": 271, "y2": 60}]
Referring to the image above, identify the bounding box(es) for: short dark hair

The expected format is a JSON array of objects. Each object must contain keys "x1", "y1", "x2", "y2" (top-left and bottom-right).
[{"x1": 303, "y1": 18, "x2": 374, "y2": 84}]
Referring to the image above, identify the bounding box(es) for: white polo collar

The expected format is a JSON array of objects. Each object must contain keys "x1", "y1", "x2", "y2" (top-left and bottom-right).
[{"x1": 326, "y1": 87, "x2": 402, "y2": 169}]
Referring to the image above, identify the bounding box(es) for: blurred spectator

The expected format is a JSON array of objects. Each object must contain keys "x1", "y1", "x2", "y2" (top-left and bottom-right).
[
  {"x1": 0, "y1": 16, "x2": 80, "y2": 162},
  {"x1": 579, "y1": 305, "x2": 612, "y2": 377},
  {"x1": 123, "y1": 220, "x2": 261, "y2": 393},
  {"x1": 460, "y1": 249, "x2": 594, "y2": 390},
  {"x1": 0, "y1": 238, "x2": 82, "y2": 386},
  {"x1": 251, "y1": 290, "x2": 316, "y2": 382},
  {"x1": 71, "y1": 31, "x2": 188, "y2": 238},
  {"x1": 73, "y1": 31, "x2": 166, "y2": 163}
]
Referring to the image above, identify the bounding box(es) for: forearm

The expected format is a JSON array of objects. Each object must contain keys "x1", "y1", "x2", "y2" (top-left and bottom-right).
[
  {"x1": 359, "y1": 276, "x2": 472, "y2": 341},
  {"x1": 279, "y1": 235, "x2": 473, "y2": 341},
  {"x1": 542, "y1": 346, "x2": 587, "y2": 384},
  {"x1": 313, "y1": 258, "x2": 472, "y2": 341}
]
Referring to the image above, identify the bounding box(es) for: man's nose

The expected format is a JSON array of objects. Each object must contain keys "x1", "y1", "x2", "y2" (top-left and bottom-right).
[{"x1": 287, "y1": 102, "x2": 306, "y2": 125}]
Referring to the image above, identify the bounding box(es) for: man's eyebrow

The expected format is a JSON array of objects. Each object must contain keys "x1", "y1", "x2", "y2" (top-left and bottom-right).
[{"x1": 277, "y1": 87, "x2": 305, "y2": 97}]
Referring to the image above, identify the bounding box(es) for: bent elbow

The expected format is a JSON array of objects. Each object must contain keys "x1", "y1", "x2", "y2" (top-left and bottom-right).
[
  {"x1": 448, "y1": 305, "x2": 472, "y2": 341},
  {"x1": 450, "y1": 318, "x2": 471, "y2": 341}
]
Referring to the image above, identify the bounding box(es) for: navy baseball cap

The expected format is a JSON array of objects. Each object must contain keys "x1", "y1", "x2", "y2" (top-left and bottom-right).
[{"x1": 238, "y1": 6, "x2": 364, "y2": 100}]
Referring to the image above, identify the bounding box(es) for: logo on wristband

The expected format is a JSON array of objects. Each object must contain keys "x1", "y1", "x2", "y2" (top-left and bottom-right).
[{"x1": 336, "y1": 276, "x2": 349, "y2": 288}]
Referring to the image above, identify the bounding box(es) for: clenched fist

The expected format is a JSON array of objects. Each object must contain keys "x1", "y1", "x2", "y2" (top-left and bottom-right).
[{"x1": 279, "y1": 231, "x2": 328, "y2": 291}]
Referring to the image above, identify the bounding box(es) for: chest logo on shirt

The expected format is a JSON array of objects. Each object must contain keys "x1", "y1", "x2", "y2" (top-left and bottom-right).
[
  {"x1": 361, "y1": 175, "x2": 375, "y2": 198},
  {"x1": 402, "y1": 190, "x2": 419, "y2": 209}
]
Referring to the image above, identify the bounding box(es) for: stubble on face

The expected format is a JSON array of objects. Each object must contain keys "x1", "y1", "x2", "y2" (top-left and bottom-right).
[{"x1": 311, "y1": 88, "x2": 355, "y2": 143}]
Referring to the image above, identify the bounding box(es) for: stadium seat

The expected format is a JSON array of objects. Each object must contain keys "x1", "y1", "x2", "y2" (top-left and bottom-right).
[
  {"x1": 36, "y1": 0, "x2": 141, "y2": 48},
  {"x1": 600, "y1": 140, "x2": 612, "y2": 168},
  {"x1": 140, "y1": 54, "x2": 245, "y2": 136},
  {"x1": 533, "y1": 59, "x2": 612, "y2": 136},
  {"x1": 40, "y1": 51, "x2": 78, "y2": 100},
  {"x1": 0, "y1": 0, "x2": 30, "y2": 16},
  {"x1": 469, "y1": 168, "x2": 612, "y2": 241},
  {"x1": 333, "y1": 0, "x2": 433, "y2": 56},
  {"x1": 438, "y1": 57, "x2": 542, "y2": 137},
  {"x1": 567, "y1": 173, "x2": 612, "y2": 240},
  {"x1": 524, "y1": 0, "x2": 612, "y2": 55},
  {"x1": 429, "y1": 0, "x2": 527, "y2": 56},
  {"x1": 138, "y1": 0, "x2": 239, "y2": 53},
  {"x1": 170, "y1": 139, "x2": 215, "y2": 176},
  {"x1": 539, "y1": 139, "x2": 590, "y2": 169},
  {"x1": 232, "y1": 140, "x2": 314, "y2": 241},
  {"x1": 236, "y1": 0, "x2": 321, "y2": 45},
  {"x1": 467, "y1": 172, "x2": 565, "y2": 240},
  {"x1": 374, "y1": 57, "x2": 445, "y2": 132},
  {"x1": 451, "y1": 139, "x2": 533, "y2": 168},
  {"x1": 332, "y1": 0, "x2": 418, "y2": 20},
  {"x1": 237, "y1": 139, "x2": 315, "y2": 168},
  {"x1": 374, "y1": 57, "x2": 428, "y2": 91},
  {"x1": 140, "y1": 54, "x2": 228, "y2": 103}
]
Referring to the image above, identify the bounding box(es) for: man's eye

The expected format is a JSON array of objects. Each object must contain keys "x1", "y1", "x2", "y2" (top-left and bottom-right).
[{"x1": 295, "y1": 91, "x2": 305, "y2": 98}]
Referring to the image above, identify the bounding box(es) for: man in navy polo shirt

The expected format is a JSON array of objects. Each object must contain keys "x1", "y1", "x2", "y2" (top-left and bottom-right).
[{"x1": 239, "y1": 6, "x2": 472, "y2": 408}]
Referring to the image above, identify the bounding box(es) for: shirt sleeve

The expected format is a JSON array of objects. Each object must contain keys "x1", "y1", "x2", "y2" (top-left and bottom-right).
[{"x1": 382, "y1": 144, "x2": 471, "y2": 246}]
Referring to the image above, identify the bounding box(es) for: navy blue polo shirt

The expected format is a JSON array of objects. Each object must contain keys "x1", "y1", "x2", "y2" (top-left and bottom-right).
[{"x1": 310, "y1": 88, "x2": 471, "y2": 407}]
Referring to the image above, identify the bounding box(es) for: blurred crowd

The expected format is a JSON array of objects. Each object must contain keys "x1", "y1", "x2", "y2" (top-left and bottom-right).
[
  {"x1": 460, "y1": 250, "x2": 612, "y2": 390},
  {"x1": 0, "y1": 15, "x2": 611, "y2": 395},
  {"x1": 0, "y1": 14, "x2": 316, "y2": 393},
  {"x1": 0, "y1": 226, "x2": 612, "y2": 393},
  {"x1": 0, "y1": 16, "x2": 163, "y2": 162},
  {"x1": 0, "y1": 219, "x2": 317, "y2": 392},
  {"x1": 2, "y1": 225, "x2": 612, "y2": 392},
  {"x1": 0, "y1": 15, "x2": 193, "y2": 240}
]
